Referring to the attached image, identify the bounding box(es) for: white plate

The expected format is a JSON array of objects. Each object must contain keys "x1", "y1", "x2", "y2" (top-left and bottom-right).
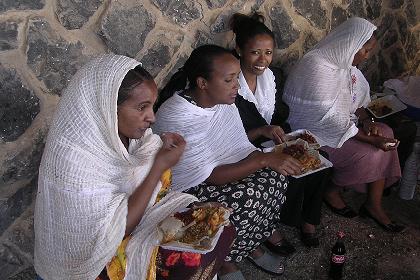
[
  {"x1": 160, "y1": 224, "x2": 224, "y2": 254},
  {"x1": 367, "y1": 95, "x2": 407, "y2": 118},
  {"x1": 291, "y1": 153, "x2": 333, "y2": 178},
  {"x1": 261, "y1": 129, "x2": 320, "y2": 151}
]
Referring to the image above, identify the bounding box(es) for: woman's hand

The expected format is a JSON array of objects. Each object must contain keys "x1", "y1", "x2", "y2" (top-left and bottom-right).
[
  {"x1": 259, "y1": 125, "x2": 287, "y2": 144},
  {"x1": 154, "y1": 132, "x2": 186, "y2": 172},
  {"x1": 262, "y1": 152, "x2": 302, "y2": 176},
  {"x1": 369, "y1": 135, "x2": 399, "y2": 151},
  {"x1": 362, "y1": 120, "x2": 383, "y2": 136}
]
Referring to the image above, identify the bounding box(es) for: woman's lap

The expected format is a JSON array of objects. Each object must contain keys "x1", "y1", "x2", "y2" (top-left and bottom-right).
[
  {"x1": 186, "y1": 168, "x2": 288, "y2": 262},
  {"x1": 156, "y1": 224, "x2": 236, "y2": 280},
  {"x1": 322, "y1": 123, "x2": 401, "y2": 192}
]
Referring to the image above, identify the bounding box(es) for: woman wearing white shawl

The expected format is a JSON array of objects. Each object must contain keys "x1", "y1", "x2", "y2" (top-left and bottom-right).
[
  {"x1": 154, "y1": 45, "x2": 302, "y2": 279},
  {"x1": 34, "y1": 54, "x2": 234, "y2": 280},
  {"x1": 283, "y1": 18, "x2": 404, "y2": 232}
]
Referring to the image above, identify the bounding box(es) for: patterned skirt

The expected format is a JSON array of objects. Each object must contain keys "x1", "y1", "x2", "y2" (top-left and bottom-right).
[{"x1": 186, "y1": 168, "x2": 288, "y2": 263}]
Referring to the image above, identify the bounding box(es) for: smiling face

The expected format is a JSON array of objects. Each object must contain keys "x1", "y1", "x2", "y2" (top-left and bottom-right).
[
  {"x1": 199, "y1": 53, "x2": 241, "y2": 106},
  {"x1": 352, "y1": 36, "x2": 377, "y2": 66},
  {"x1": 237, "y1": 33, "x2": 274, "y2": 77},
  {"x1": 117, "y1": 79, "x2": 157, "y2": 144}
]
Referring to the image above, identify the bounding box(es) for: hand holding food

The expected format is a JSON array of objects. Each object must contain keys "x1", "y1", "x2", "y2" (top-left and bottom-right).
[
  {"x1": 370, "y1": 136, "x2": 399, "y2": 151},
  {"x1": 363, "y1": 121, "x2": 383, "y2": 137},
  {"x1": 260, "y1": 125, "x2": 287, "y2": 144},
  {"x1": 264, "y1": 151, "x2": 302, "y2": 176},
  {"x1": 272, "y1": 131, "x2": 326, "y2": 176},
  {"x1": 155, "y1": 132, "x2": 186, "y2": 172}
]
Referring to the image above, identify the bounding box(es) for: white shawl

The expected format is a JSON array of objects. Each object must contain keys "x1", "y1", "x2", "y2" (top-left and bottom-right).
[
  {"x1": 238, "y1": 68, "x2": 277, "y2": 124},
  {"x1": 34, "y1": 55, "x2": 197, "y2": 280},
  {"x1": 349, "y1": 66, "x2": 371, "y2": 124},
  {"x1": 153, "y1": 93, "x2": 257, "y2": 192},
  {"x1": 283, "y1": 17, "x2": 376, "y2": 148}
]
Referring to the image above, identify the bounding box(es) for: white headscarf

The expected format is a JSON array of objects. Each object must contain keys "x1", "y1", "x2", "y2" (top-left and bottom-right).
[
  {"x1": 283, "y1": 17, "x2": 376, "y2": 148},
  {"x1": 153, "y1": 93, "x2": 257, "y2": 192},
  {"x1": 34, "y1": 55, "x2": 197, "y2": 280},
  {"x1": 349, "y1": 66, "x2": 372, "y2": 123},
  {"x1": 238, "y1": 68, "x2": 277, "y2": 124}
]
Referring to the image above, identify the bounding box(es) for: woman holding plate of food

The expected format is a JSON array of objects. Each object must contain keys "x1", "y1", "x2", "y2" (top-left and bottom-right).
[
  {"x1": 34, "y1": 54, "x2": 235, "y2": 280},
  {"x1": 283, "y1": 17, "x2": 404, "y2": 233},
  {"x1": 154, "y1": 44, "x2": 302, "y2": 280}
]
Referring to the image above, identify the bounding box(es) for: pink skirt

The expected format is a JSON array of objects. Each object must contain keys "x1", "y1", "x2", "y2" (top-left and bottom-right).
[{"x1": 322, "y1": 123, "x2": 401, "y2": 193}]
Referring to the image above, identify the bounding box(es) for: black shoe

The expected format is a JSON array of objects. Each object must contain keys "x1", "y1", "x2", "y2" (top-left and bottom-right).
[
  {"x1": 383, "y1": 187, "x2": 392, "y2": 197},
  {"x1": 263, "y1": 239, "x2": 296, "y2": 256},
  {"x1": 324, "y1": 200, "x2": 358, "y2": 218},
  {"x1": 359, "y1": 205, "x2": 406, "y2": 233},
  {"x1": 300, "y1": 229, "x2": 319, "y2": 247}
]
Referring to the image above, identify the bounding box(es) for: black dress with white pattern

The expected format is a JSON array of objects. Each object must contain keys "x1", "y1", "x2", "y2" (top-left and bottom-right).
[{"x1": 185, "y1": 167, "x2": 288, "y2": 263}]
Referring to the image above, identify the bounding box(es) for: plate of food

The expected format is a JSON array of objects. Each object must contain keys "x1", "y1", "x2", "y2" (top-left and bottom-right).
[
  {"x1": 261, "y1": 129, "x2": 321, "y2": 151},
  {"x1": 272, "y1": 130, "x2": 332, "y2": 178},
  {"x1": 158, "y1": 205, "x2": 231, "y2": 254},
  {"x1": 284, "y1": 129, "x2": 321, "y2": 150},
  {"x1": 367, "y1": 95, "x2": 407, "y2": 118}
]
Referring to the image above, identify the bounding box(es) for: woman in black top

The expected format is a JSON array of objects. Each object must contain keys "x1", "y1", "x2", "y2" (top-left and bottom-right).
[{"x1": 231, "y1": 12, "x2": 332, "y2": 249}]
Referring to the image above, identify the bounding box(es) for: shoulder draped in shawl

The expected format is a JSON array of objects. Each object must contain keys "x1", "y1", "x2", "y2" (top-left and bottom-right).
[
  {"x1": 283, "y1": 17, "x2": 376, "y2": 148},
  {"x1": 153, "y1": 93, "x2": 257, "y2": 192}
]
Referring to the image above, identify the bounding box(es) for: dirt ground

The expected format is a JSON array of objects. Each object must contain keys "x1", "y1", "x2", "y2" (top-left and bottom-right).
[
  {"x1": 8, "y1": 186, "x2": 420, "y2": 280},
  {"x1": 238, "y1": 185, "x2": 420, "y2": 280}
]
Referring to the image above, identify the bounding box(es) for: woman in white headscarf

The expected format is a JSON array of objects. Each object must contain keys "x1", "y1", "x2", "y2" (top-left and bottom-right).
[
  {"x1": 34, "y1": 54, "x2": 235, "y2": 280},
  {"x1": 154, "y1": 45, "x2": 303, "y2": 280},
  {"x1": 283, "y1": 18, "x2": 404, "y2": 233}
]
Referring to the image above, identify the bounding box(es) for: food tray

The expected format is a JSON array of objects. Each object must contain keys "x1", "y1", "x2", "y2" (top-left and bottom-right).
[
  {"x1": 290, "y1": 153, "x2": 332, "y2": 178},
  {"x1": 367, "y1": 95, "x2": 407, "y2": 118},
  {"x1": 160, "y1": 225, "x2": 224, "y2": 254},
  {"x1": 284, "y1": 129, "x2": 321, "y2": 150},
  {"x1": 159, "y1": 206, "x2": 230, "y2": 254},
  {"x1": 261, "y1": 129, "x2": 320, "y2": 151},
  {"x1": 262, "y1": 129, "x2": 332, "y2": 178}
]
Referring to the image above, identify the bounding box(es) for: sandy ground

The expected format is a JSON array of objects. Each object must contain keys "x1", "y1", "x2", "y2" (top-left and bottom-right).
[{"x1": 238, "y1": 185, "x2": 420, "y2": 280}]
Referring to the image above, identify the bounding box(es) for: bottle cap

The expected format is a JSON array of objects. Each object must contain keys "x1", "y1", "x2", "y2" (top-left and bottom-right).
[{"x1": 337, "y1": 231, "x2": 345, "y2": 238}]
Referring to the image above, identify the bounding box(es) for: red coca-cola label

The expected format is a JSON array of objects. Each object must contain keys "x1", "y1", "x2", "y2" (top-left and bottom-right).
[{"x1": 331, "y1": 254, "x2": 345, "y2": 264}]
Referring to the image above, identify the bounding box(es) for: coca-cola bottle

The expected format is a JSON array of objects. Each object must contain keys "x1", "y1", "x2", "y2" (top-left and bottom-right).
[{"x1": 329, "y1": 231, "x2": 346, "y2": 279}]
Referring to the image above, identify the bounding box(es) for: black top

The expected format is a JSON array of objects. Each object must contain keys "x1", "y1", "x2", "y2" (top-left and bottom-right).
[{"x1": 235, "y1": 67, "x2": 291, "y2": 147}]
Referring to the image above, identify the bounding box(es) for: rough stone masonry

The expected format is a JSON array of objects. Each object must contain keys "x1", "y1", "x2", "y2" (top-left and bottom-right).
[{"x1": 0, "y1": 0, "x2": 419, "y2": 278}]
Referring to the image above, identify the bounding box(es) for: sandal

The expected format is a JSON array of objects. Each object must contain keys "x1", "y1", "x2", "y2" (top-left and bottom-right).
[
  {"x1": 324, "y1": 199, "x2": 357, "y2": 218},
  {"x1": 263, "y1": 239, "x2": 296, "y2": 256},
  {"x1": 218, "y1": 270, "x2": 245, "y2": 280},
  {"x1": 247, "y1": 251, "x2": 285, "y2": 275}
]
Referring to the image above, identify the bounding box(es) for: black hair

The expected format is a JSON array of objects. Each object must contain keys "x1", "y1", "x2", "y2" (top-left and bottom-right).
[
  {"x1": 230, "y1": 12, "x2": 275, "y2": 51},
  {"x1": 117, "y1": 64, "x2": 153, "y2": 105},
  {"x1": 155, "y1": 44, "x2": 233, "y2": 110}
]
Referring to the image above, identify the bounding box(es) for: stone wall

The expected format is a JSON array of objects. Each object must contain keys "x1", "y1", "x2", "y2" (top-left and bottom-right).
[{"x1": 0, "y1": 0, "x2": 418, "y2": 277}]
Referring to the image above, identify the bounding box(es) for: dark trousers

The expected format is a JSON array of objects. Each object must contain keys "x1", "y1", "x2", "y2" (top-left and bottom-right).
[{"x1": 280, "y1": 167, "x2": 331, "y2": 226}]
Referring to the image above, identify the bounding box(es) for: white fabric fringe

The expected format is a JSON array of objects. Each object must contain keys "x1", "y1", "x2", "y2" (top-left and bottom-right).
[
  {"x1": 34, "y1": 54, "x2": 197, "y2": 280},
  {"x1": 283, "y1": 17, "x2": 376, "y2": 148}
]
